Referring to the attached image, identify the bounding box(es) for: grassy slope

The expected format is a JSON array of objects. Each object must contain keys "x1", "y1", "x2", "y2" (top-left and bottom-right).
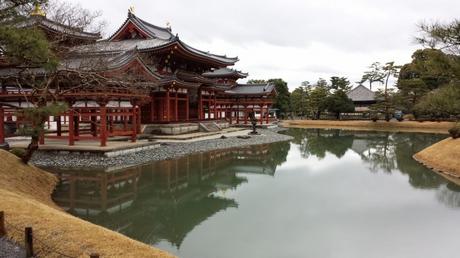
[
  {"x1": 414, "y1": 138, "x2": 460, "y2": 177},
  {"x1": 282, "y1": 120, "x2": 454, "y2": 134},
  {"x1": 0, "y1": 150, "x2": 175, "y2": 258}
]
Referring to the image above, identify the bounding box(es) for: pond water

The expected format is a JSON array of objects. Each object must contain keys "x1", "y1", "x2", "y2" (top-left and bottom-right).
[{"x1": 50, "y1": 129, "x2": 460, "y2": 258}]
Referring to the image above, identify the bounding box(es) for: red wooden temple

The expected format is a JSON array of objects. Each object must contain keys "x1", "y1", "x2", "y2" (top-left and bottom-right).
[{"x1": 0, "y1": 8, "x2": 277, "y2": 147}]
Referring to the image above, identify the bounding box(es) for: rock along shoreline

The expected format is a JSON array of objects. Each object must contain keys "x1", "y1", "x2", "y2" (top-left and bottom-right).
[{"x1": 31, "y1": 128, "x2": 293, "y2": 169}]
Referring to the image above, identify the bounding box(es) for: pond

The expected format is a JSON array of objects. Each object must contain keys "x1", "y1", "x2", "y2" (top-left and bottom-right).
[{"x1": 50, "y1": 129, "x2": 460, "y2": 258}]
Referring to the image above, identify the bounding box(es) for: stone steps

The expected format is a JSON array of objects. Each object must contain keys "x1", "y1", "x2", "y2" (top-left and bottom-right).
[{"x1": 199, "y1": 122, "x2": 222, "y2": 132}]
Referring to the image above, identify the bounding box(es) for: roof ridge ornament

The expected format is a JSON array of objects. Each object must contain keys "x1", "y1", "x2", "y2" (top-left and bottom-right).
[
  {"x1": 166, "y1": 21, "x2": 172, "y2": 31},
  {"x1": 128, "y1": 6, "x2": 135, "y2": 15},
  {"x1": 30, "y1": 3, "x2": 46, "y2": 17}
]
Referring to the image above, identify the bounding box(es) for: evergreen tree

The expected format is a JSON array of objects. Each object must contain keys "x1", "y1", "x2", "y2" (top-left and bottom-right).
[
  {"x1": 360, "y1": 62, "x2": 385, "y2": 91},
  {"x1": 307, "y1": 78, "x2": 330, "y2": 119},
  {"x1": 290, "y1": 83, "x2": 310, "y2": 117},
  {"x1": 397, "y1": 49, "x2": 460, "y2": 113},
  {"x1": 268, "y1": 78, "x2": 291, "y2": 117},
  {"x1": 323, "y1": 76, "x2": 354, "y2": 119}
]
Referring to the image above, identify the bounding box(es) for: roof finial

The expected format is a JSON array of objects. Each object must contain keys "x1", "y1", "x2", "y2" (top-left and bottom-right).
[
  {"x1": 30, "y1": 3, "x2": 46, "y2": 17},
  {"x1": 166, "y1": 21, "x2": 172, "y2": 31},
  {"x1": 128, "y1": 6, "x2": 135, "y2": 14}
]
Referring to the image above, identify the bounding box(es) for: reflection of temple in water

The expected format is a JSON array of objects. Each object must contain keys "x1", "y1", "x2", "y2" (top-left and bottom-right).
[{"x1": 51, "y1": 142, "x2": 289, "y2": 247}]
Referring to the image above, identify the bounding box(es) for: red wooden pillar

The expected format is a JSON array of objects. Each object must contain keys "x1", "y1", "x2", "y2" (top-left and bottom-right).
[
  {"x1": 266, "y1": 104, "x2": 270, "y2": 124},
  {"x1": 56, "y1": 116, "x2": 62, "y2": 137},
  {"x1": 244, "y1": 105, "x2": 248, "y2": 125},
  {"x1": 165, "y1": 89, "x2": 170, "y2": 122},
  {"x1": 68, "y1": 110, "x2": 75, "y2": 146},
  {"x1": 74, "y1": 112, "x2": 80, "y2": 139},
  {"x1": 260, "y1": 104, "x2": 264, "y2": 125},
  {"x1": 100, "y1": 104, "x2": 107, "y2": 147},
  {"x1": 229, "y1": 105, "x2": 233, "y2": 124},
  {"x1": 198, "y1": 90, "x2": 202, "y2": 120},
  {"x1": 0, "y1": 107, "x2": 5, "y2": 144},
  {"x1": 150, "y1": 96, "x2": 155, "y2": 123},
  {"x1": 236, "y1": 102, "x2": 240, "y2": 124},
  {"x1": 91, "y1": 112, "x2": 97, "y2": 137},
  {"x1": 137, "y1": 106, "x2": 141, "y2": 133},
  {"x1": 186, "y1": 93, "x2": 190, "y2": 121},
  {"x1": 213, "y1": 92, "x2": 217, "y2": 120},
  {"x1": 39, "y1": 132, "x2": 45, "y2": 145},
  {"x1": 175, "y1": 90, "x2": 178, "y2": 122},
  {"x1": 131, "y1": 106, "x2": 137, "y2": 142}
]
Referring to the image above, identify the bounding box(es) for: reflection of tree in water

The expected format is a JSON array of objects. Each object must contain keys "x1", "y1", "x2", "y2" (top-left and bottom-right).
[
  {"x1": 436, "y1": 183, "x2": 460, "y2": 209},
  {"x1": 357, "y1": 132, "x2": 397, "y2": 173},
  {"x1": 393, "y1": 133, "x2": 446, "y2": 189},
  {"x1": 267, "y1": 141, "x2": 291, "y2": 166},
  {"x1": 288, "y1": 128, "x2": 449, "y2": 190},
  {"x1": 288, "y1": 128, "x2": 354, "y2": 159}
]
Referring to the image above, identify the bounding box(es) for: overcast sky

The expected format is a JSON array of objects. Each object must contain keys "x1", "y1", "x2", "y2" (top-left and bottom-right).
[{"x1": 72, "y1": 0, "x2": 460, "y2": 90}]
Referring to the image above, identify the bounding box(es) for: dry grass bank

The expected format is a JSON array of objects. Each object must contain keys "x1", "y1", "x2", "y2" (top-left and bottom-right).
[
  {"x1": 0, "y1": 150, "x2": 175, "y2": 258},
  {"x1": 282, "y1": 120, "x2": 454, "y2": 134},
  {"x1": 414, "y1": 138, "x2": 460, "y2": 178}
]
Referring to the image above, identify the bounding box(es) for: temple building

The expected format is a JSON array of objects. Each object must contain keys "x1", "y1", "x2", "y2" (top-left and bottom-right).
[
  {"x1": 0, "y1": 8, "x2": 277, "y2": 146},
  {"x1": 347, "y1": 85, "x2": 376, "y2": 112}
]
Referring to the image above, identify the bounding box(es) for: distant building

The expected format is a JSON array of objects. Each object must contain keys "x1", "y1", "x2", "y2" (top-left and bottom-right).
[{"x1": 347, "y1": 85, "x2": 376, "y2": 112}]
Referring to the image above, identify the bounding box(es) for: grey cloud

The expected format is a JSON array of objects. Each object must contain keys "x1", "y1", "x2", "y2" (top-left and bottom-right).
[{"x1": 71, "y1": 0, "x2": 459, "y2": 89}]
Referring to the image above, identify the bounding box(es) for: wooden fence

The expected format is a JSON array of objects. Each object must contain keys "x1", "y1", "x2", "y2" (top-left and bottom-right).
[{"x1": 0, "y1": 211, "x2": 100, "y2": 258}]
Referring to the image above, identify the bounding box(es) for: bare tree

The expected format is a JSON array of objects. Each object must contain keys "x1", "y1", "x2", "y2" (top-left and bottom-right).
[{"x1": 44, "y1": 0, "x2": 106, "y2": 34}]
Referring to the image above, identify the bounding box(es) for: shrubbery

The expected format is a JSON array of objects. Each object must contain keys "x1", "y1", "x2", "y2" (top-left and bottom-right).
[
  {"x1": 414, "y1": 83, "x2": 460, "y2": 120},
  {"x1": 403, "y1": 114, "x2": 415, "y2": 121}
]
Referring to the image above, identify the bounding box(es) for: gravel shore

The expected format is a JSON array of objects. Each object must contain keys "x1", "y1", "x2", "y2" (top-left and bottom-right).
[
  {"x1": 31, "y1": 129, "x2": 293, "y2": 169},
  {"x1": 0, "y1": 237, "x2": 25, "y2": 258}
]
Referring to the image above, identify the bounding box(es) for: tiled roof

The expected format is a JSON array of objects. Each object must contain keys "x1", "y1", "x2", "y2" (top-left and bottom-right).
[
  {"x1": 225, "y1": 83, "x2": 276, "y2": 96},
  {"x1": 203, "y1": 68, "x2": 248, "y2": 78},
  {"x1": 16, "y1": 16, "x2": 101, "y2": 40},
  {"x1": 71, "y1": 38, "x2": 170, "y2": 53},
  {"x1": 109, "y1": 12, "x2": 174, "y2": 41},
  {"x1": 347, "y1": 85, "x2": 376, "y2": 102},
  {"x1": 62, "y1": 50, "x2": 141, "y2": 71},
  {"x1": 0, "y1": 50, "x2": 160, "y2": 80},
  {"x1": 87, "y1": 12, "x2": 238, "y2": 65}
]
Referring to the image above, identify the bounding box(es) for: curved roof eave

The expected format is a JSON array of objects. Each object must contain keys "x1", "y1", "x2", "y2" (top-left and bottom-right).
[
  {"x1": 108, "y1": 12, "x2": 174, "y2": 41},
  {"x1": 140, "y1": 39, "x2": 238, "y2": 66}
]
